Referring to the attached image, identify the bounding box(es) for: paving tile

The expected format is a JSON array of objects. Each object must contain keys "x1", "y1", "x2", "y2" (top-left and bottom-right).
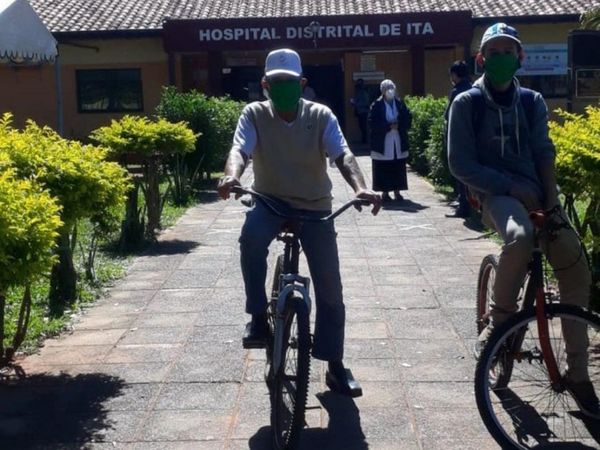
[
  {"x1": 118, "y1": 327, "x2": 192, "y2": 345},
  {"x1": 154, "y1": 382, "x2": 239, "y2": 411},
  {"x1": 44, "y1": 329, "x2": 128, "y2": 347},
  {"x1": 104, "y1": 343, "x2": 183, "y2": 364},
  {"x1": 138, "y1": 410, "x2": 231, "y2": 441},
  {"x1": 405, "y1": 381, "x2": 476, "y2": 409}
]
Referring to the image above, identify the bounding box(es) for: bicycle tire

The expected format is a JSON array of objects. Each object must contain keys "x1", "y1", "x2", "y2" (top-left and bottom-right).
[
  {"x1": 476, "y1": 254, "x2": 498, "y2": 335},
  {"x1": 475, "y1": 303, "x2": 600, "y2": 449},
  {"x1": 271, "y1": 292, "x2": 311, "y2": 450}
]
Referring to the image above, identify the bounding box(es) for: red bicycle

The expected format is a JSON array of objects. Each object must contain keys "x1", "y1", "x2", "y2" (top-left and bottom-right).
[{"x1": 475, "y1": 207, "x2": 600, "y2": 448}]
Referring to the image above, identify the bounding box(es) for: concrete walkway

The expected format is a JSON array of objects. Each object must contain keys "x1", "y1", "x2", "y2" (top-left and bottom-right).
[{"x1": 3, "y1": 154, "x2": 501, "y2": 449}]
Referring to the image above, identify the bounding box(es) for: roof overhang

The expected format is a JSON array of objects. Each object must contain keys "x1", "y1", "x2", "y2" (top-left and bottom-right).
[{"x1": 0, "y1": 0, "x2": 57, "y2": 62}]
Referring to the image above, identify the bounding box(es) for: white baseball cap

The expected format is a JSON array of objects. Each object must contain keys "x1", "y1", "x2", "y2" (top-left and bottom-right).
[{"x1": 265, "y1": 48, "x2": 302, "y2": 78}]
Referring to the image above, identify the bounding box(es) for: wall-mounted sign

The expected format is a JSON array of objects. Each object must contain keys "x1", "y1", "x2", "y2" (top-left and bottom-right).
[
  {"x1": 576, "y1": 68, "x2": 600, "y2": 98},
  {"x1": 164, "y1": 12, "x2": 472, "y2": 52},
  {"x1": 517, "y1": 44, "x2": 568, "y2": 76},
  {"x1": 352, "y1": 71, "x2": 385, "y2": 81},
  {"x1": 360, "y1": 54, "x2": 377, "y2": 72}
]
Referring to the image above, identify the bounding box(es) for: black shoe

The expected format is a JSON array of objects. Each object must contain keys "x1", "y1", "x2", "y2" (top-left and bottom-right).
[
  {"x1": 563, "y1": 373, "x2": 600, "y2": 420},
  {"x1": 445, "y1": 209, "x2": 469, "y2": 218},
  {"x1": 325, "y1": 361, "x2": 363, "y2": 398},
  {"x1": 242, "y1": 314, "x2": 268, "y2": 349},
  {"x1": 381, "y1": 193, "x2": 392, "y2": 203},
  {"x1": 393, "y1": 191, "x2": 404, "y2": 201}
]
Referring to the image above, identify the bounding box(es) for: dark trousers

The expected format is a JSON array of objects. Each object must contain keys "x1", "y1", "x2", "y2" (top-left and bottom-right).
[
  {"x1": 456, "y1": 180, "x2": 471, "y2": 214},
  {"x1": 239, "y1": 201, "x2": 345, "y2": 361},
  {"x1": 356, "y1": 113, "x2": 368, "y2": 143}
]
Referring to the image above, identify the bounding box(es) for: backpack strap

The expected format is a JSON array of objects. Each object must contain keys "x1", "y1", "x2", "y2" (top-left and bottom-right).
[
  {"x1": 467, "y1": 87, "x2": 485, "y2": 134},
  {"x1": 517, "y1": 86, "x2": 536, "y2": 130},
  {"x1": 469, "y1": 85, "x2": 536, "y2": 135}
]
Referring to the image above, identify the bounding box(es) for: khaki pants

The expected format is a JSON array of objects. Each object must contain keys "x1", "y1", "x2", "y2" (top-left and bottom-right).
[{"x1": 482, "y1": 195, "x2": 592, "y2": 381}]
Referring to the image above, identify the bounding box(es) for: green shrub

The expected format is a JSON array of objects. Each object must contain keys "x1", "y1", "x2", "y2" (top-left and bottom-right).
[
  {"x1": 91, "y1": 115, "x2": 196, "y2": 243},
  {"x1": 0, "y1": 165, "x2": 62, "y2": 362},
  {"x1": 549, "y1": 106, "x2": 600, "y2": 308},
  {"x1": 156, "y1": 87, "x2": 245, "y2": 201},
  {"x1": 0, "y1": 114, "x2": 130, "y2": 312},
  {"x1": 404, "y1": 95, "x2": 447, "y2": 176},
  {"x1": 424, "y1": 114, "x2": 453, "y2": 187}
]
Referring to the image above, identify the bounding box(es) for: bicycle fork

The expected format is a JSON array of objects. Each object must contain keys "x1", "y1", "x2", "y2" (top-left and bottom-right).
[{"x1": 272, "y1": 275, "x2": 312, "y2": 374}]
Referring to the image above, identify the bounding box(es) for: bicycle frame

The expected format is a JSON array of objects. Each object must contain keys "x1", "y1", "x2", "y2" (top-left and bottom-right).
[{"x1": 520, "y1": 212, "x2": 562, "y2": 387}]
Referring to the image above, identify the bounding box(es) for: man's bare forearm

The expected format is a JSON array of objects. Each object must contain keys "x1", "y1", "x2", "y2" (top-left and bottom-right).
[
  {"x1": 224, "y1": 149, "x2": 248, "y2": 179},
  {"x1": 335, "y1": 150, "x2": 368, "y2": 193}
]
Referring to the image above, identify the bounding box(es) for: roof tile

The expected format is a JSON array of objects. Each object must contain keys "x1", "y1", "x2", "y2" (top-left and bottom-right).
[{"x1": 29, "y1": 0, "x2": 595, "y2": 34}]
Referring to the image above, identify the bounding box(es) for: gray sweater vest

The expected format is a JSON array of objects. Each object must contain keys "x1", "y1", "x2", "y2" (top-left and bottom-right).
[{"x1": 246, "y1": 99, "x2": 333, "y2": 211}]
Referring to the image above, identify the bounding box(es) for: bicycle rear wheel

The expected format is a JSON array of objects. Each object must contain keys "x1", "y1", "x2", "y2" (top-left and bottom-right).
[
  {"x1": 271, "y1": 292, "x2": 311, "y2": 450},
  {"x1": 475, "y1": 303, "x2": 600, "y2": 449}
]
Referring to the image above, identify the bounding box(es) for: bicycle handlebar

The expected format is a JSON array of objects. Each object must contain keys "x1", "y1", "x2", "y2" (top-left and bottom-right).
[{"x1": 231, "y1": 185, "x2": 372, "y2": 222}]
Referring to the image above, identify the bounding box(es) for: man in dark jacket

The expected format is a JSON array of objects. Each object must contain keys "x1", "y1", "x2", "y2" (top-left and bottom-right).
[
  {"x1": 448, "y1": 22, "x2": 598, "y2": 419},
  {"x1": 444, "y1": 60, "x2": 472, "y2": 218}
]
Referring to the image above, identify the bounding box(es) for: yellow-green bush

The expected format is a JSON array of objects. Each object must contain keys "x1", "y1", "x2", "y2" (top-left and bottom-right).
[
  {"x1": 0, "y1": 113, "x2": 131, "y2": 311},
  {"x1": 0, "y1": 167, "x2": 62, "y2": 291},
  {"x1": 91, "y1": 115, "x2": 197, "y2": 243},
  {"x1": 550, "y1": 106, "x2": 600, "y2": 306}
]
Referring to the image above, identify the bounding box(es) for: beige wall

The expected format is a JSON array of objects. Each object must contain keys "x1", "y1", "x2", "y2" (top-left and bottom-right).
[
  {"x1": 0, "y1": 37, "x2": 169, "y2": 140},
  {"x1": 424, "y1": 47, "x2": 463, "y2": 98},
  {"x1": 343, "y1": 49, "x2": 412, "y2": 142},
  {"x1": 0, "y1": 63, "x2": 57, "y2": 129}
]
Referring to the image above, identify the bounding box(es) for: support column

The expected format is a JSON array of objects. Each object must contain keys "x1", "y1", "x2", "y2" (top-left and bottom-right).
[
  {"x1": 208, "y1": 51, "x2": 223, "y2": 96},
  {"x1": 411, "y1": 44, "x2": 425, "y2": 96}
]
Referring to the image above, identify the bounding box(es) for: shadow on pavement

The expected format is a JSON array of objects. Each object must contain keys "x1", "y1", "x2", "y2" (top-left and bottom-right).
[
  {"x1": 0, "y1": 371, "x2": 126, "y2": 449},
  {"x1": 144, "y1": 239, "x2": 199, "y2": 255},
  {"x1": 248, "y1": 391, "x2": 367, "y2": 449},
  {"x1": 382, "y1": 198, "x2": 428, "y2": 213}
]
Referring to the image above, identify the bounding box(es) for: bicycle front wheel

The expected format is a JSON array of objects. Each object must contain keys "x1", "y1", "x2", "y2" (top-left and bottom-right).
[
  {"x1": 475, "y1": 303, "x2": 600, "y2": 449},
  {"x1": 476, "y1": 254, "x2": 498, "y2": 335},
  {"x1": 271, "y1": 292, "x2": 311, "y2": 450}
]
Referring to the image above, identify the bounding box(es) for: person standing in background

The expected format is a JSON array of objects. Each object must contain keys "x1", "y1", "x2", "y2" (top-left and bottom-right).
[
  {"x1": 368, "y1": 79, "x2": 412, "y2": 203},
  {"x1": 351, "y1": 78, "x2": 370, "y2": 144},
  {"x1": 444, "y1": 60, "x2": 473, "y2": 218}
]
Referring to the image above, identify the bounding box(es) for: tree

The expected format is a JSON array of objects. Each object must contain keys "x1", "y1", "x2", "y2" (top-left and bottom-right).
[
  {"x1": 0, "y1": 114, "x2": 130, "y2": 314},
  {"x1": 90, "y1": 115, "x2": 196, "y2": 244},
  {"x1": 580, "y1": 6, "x2": 600, "y2": 30},
  {"x1": 0, "y1": 160, "x2": 62, "y2": 364}
]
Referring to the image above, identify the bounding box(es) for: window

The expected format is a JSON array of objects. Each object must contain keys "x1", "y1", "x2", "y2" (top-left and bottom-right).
[
  {"x1": 518, "y1": 75, "x2": 568, "y2": 99},
  {"x1": 76, "y1": 69, "x2": 143, "y2": 112}
]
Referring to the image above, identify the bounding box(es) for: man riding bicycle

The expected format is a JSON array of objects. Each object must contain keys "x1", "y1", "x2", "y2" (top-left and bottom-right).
[
  {"x1": 447, "y1": 23, "x2": 599, "y2": 418},
  {"x1": 218, "y1": 48, "x2": 381, "y2": 397}
]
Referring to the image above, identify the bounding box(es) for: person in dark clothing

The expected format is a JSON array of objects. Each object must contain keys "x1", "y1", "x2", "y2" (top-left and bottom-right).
[
  {"x1": 368, "y1": 79, "x2": 412, "y2": 202},
  {"x1": 351, "y1": 78, "x2": 370, "y2": 144},
  {"x1": 445, "y1": 60, "x2": 472, "y2": 218}
]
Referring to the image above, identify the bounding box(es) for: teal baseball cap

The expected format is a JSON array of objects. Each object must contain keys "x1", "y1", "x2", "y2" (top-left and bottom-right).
[{"x1": 480, "y1": 23, "x2": 521, "y2": 50}]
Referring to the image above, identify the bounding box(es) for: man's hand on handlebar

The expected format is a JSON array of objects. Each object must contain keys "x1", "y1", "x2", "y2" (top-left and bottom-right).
[
  {"x1": 355, "y1": 189, "x2": 382, "y2": 216},
  {"x1": 217, "y1": 175, "x2": 242, "y2": 200}
]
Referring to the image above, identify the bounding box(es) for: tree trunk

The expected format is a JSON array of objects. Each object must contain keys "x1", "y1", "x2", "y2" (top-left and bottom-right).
[
  {"x1": 119, "y1": 181, "x2": 144, "y2": 251},
  {"x1": 145, "y1": 156, "x2": 161, "y2": 240},
  {"x1": 0, "y1": 291, "x2": 5, "y2": 365},
  {"x1": 49, "y1": 226, "x2": 77, "y2": 316}
]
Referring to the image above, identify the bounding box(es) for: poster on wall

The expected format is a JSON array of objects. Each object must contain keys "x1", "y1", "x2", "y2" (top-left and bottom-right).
[{"x1": 517, "y1": 43, "x2": 568, "y2": 76}]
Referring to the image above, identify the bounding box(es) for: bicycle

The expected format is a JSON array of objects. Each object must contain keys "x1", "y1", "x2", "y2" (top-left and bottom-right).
[
  {"x1": 474, "y1": 206, "x2": 600, "y2": 449},
  {"x1": 233, "y1": 186, "x2": 371, "y2": 450}
]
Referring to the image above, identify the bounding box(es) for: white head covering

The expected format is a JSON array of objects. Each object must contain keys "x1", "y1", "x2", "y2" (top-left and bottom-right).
[{"x1": 380, "y1": 79, "x2": 396, "y2": 93}]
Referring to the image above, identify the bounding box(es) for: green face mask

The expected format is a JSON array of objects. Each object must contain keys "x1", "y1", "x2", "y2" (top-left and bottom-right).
[
  {"x1": 484, "y1": 54, "x2": 520, "y2": 85},
  {"x1": 268, "y1": 80, "x2": 302, "y2": 113}
]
